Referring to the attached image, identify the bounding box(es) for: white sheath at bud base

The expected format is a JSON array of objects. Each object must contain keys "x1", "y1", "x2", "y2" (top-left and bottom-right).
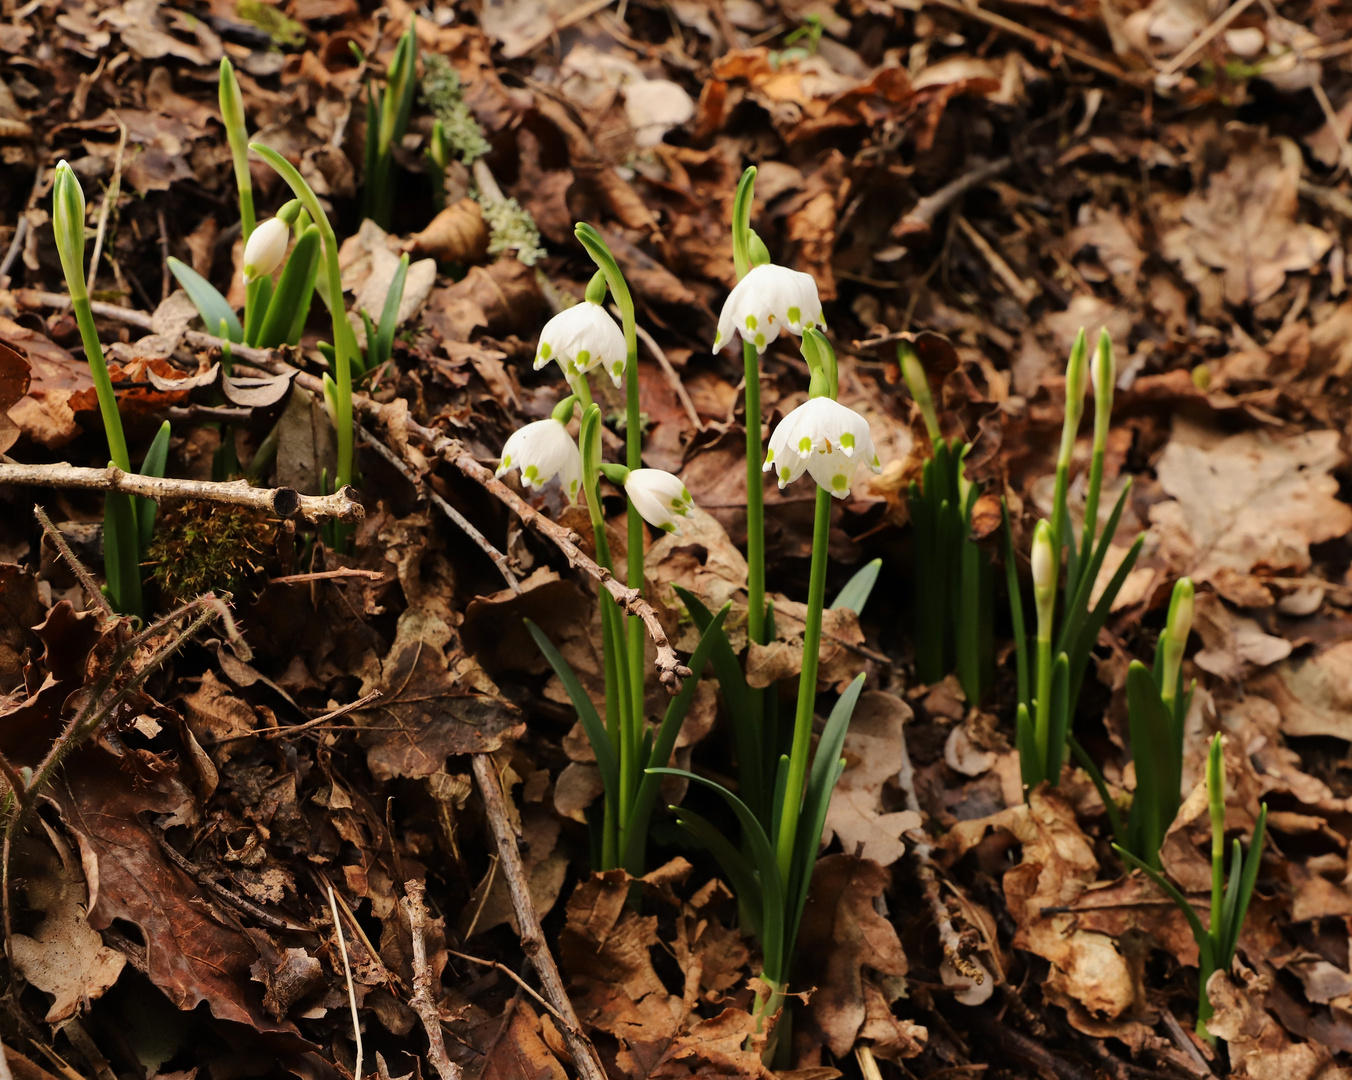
[
  {"x1": 624, "y1": 469, "x2": 693, "y2": 534},
  {"x1": 534, "y1": 301, "x2": 627, "y2": 387},
  {"x1": 713, "y1": 263, "x2": 824, "y2": 355},
  {"x1": 241, "y1": 217, "x2": 290, "y2": 284},
  {"x1": 764, "y1": 397, "x2": 881, "y2": 498},
  {"x1": 497, "y1": 418, "x2": 583, "y2": 501}
]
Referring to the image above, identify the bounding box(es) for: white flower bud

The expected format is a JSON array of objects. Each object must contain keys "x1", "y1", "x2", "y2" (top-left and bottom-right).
[
  {"x1": 496, "y1": 418, "x2": 582, "y2": 501},
  {"x1": 624, "y1": 469, "x2": 693, "y2": 534},
  {"x1": 1032, "y1": 520, "x2": 1055, "y2": 599},
  {"x1": 241, "y1": 217, "x2": 290, "y2": 284},
  {"x1": 713, "y1": 263, "x2": 824, "y2": 355},
  {"x1": 535, "y1": 301, "x2": 627, "y2": 388},
  {"x1": 764, "y1": 396, "x2": 881, "y2": 499}
]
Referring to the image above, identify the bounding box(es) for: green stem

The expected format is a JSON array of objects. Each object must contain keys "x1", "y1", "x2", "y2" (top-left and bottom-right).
[
  {"x1": 775, "y1": 486, "x2": 832, "y2": 883},
  {"x1": 1034, "y1": 635, "x2": 1052, "y2": 773},
  {"x1": 249, "y1": 144, "x2": 355, "y2": 494},
  {"x1": 744, "y1": 340, "x2": 765, "y2": 646},
  {"x1": 70, "y1": 297, "x2": 129, "y2": 472}
]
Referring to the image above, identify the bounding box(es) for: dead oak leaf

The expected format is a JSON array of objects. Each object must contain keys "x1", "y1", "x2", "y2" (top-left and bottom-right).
[
  {"x1": 1149, "y1": 422, "x2": 1352, "y2": 607},
  {"x1": 1208, "y1": 966, "x2": 1352, "y2": 1080},
  {"x1": 1161, "y1": 130, "x2": 1331, "y2": 314},
  {"x1": 821, "y1": 692, "x2": 922, "y2": 868},
  {"x1": 0, "y1": 317, "x2": 92, "y2": 448},
  {"x1": 356, "y1": 603, "x2": 522, "y2": 780},
  {"x1": 798, "y1": 855, "x2": 911, "y2": 1059},
  {"x1": 10, "y1": 833, "x2": 126, "y2": 1022},
  {"x1": 944, "y1": 790, "x2": 1136, "y2": 1019}
]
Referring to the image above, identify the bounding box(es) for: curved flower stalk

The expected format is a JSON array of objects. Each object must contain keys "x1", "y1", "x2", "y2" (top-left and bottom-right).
[
  {"x1": 657, "y1": 328, "x2": 880, "y2": 1056},
  {"x1": 1115, "y1": 735, "x2": 1267, "y2": 1042},
  {"x1": 249, "y1": 144, "x2": 360, "y2": 545},
  {"x1": 1008, "y1": 329, "x2": 1145, "y2": 792},
  {"x1": 900, "y1": 340, "x2": 993, "y2": 703},
  {"x1": 51, "y1": 162, "x2": 171, "y2": 616}
]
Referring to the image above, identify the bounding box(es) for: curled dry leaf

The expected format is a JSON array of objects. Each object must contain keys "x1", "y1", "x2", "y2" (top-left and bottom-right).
[
  {"x1": 407, "y1": 198, "x2": 490, "y2": 264},
  {"x1": 1206, "y1": 965, "x2": 1351, "y2": 1080},
  {"x1": 944, "y1": 789, "x2": 1137, "y2": 1019}
]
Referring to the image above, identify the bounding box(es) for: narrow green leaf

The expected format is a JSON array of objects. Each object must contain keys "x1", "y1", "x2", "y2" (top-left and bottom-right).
[
  {"x1": 1015, "y1": 702, "x2": 1039, "y2": 791},
  {"x1": 831, "y1": 558, "x2": 881, "y2": 615},
  {"x1": 1045, "y1": 652, "x2": 1071, "y2": 784},
  {"x1": 1115, "y1": 843, "x2": 1210, "y2": 949},
  {"x1": 1003, "y1": 498, "x2": 1029, "y2": 709},
  {"x1": 245, "y1": 275, "x2": 273, "y2": 347},
  {"x1": 524, "y1": 618, "x2": 618, "y2": 797},
  {"x1": 1067, "y1": 734, "x2": 1125, "y2": 847},
  {"x1": 1222, "y1": 804, "x2": 1266, "y2": 967},
  {"x1": 670, "y1": 805, "x2": 763, "y2": 940},
  {"x1": 136, "y1": 420, "x2": 172, "y2": 552},
  {"x1": 374, "y1": 253, "x2": 409, "y2": 368},
  {"x1": 622, "y1": 603, "x2": 731, "y2": 873},
  {"x1": 1066, "y1": 530, "x2": 1144, "y2": 707},
  {"x1": 168, "y1": 257, "x2": 242, "y2": 343},
  {"x1": 103, "y1": 489, "x2": 142, "y2": 617}
]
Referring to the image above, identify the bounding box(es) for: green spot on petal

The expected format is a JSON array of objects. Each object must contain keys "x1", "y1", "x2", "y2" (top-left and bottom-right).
[
  {"x1": 746, "y1": 314, "x2": 757, "y2": 330},
  {"x1": 780, "y1": 466, "x2": 791, "y2": 482},
  {"x1": 798, "y1": 436, "x2": 812, "y2": 453},
  {"x1": 841, "y1": 432, "x2": 855, "y2": 449},
  {"x1": 524, "y1": 465, "x2": 539, "y2": 480},
  {"x1": 765, "y1": 448, "x2": 775, "y2": 463},
  {"x1": 576, "y1": 349, "x2": 590, "y2": 367},
  {"x1": 539, "y1": 342, "x2": 551, "y2": 359},
  {"x1": 754, "y1": 332, "x2": 765, "y2": 348},
  {"x1": 787, "y1": 305, "x2": 801, "y2": 324},
  {"x1": 832, "y1": 473, "x2": 848, "y2": 491}
]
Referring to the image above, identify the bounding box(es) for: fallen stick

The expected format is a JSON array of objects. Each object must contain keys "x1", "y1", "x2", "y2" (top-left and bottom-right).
[
  {"x1": 470, "y1": 754, "x2": 607, "y2": 1080},
  {"x1": 0, "y1": 462, "x2": 363, "y2": 523},
  {"x1": 402, "y1": 880, "x2": 464, "y2": 1080}
]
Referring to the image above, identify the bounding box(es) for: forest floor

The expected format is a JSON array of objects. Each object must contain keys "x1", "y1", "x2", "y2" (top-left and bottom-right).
[{"x1": 2, "y1": 0, "x2": 1352, "y2": 1077}]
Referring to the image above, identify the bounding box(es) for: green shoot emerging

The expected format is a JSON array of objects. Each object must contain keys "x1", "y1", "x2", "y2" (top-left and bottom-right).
[
  {"x1": 1114, "y1": 734, "x2": 1267, "y2": 1041},
  {"x1": 900, "y1": 340, "x2": 992, "y2": 704}
]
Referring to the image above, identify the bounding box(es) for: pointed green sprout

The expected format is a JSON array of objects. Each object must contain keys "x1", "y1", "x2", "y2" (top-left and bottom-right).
[
  {"x1": 1114, "y1": 734, "x2": 1267, "y2": 1042},
  {"x1": 248, "y1": 143, "x2": 358, "y2": 506},
  {"x1": 364, "y1": 23, "x2": 418, "y2": 228},
  {"x1": 1009, "y1": 328, "x2": 1144, "y2": 793},
  {"x1": 901, "y1": 339, "x2": 992, "y2": 702}
]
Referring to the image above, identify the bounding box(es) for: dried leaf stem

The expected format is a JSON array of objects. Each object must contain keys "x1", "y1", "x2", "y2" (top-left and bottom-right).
[{"x1": 401, "y1": 880, "x2": 463, "y2": 1080}]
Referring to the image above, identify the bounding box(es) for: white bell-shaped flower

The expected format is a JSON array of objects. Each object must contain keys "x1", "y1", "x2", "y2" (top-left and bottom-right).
[
  {"x1": 624, "y1": 468, "x2": 693, "y2": 534},
  {"x1": 763, "y1": 397, "x2": 881, "y2": 499},
  {"x1": 496, "y1": 418, "x2": 582, "y2": 501},
  {"x1": 242, "y1": 218, "x2": 290, "y2": 284},
  {"x1": 534, "y1": 301, "x2": 627, "y2": 388},
  {"x1": 713, "y1": 264, "x2": 824, "y2": 355}
]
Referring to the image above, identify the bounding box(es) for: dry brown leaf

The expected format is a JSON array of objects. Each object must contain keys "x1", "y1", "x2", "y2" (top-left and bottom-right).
[
  {"x1": 820, "y1": 692, "x2": 922, "y2": 868},
  {"x1": 745, "y1": 602, "x2": 865, "y2": 689},
  {"x1": 10, "y1": 832, "x2": 126, "y2": 1022},
  {"x1": 1149, "y1": 421, "x2": 1352, "y2": 607},
  {"x1": 1208, "y1": 965, "x2": 1352, "y2": 1080},
  {"x1": 1161, "y1": 129, "x2": 1332, "y2": 315},
  {"x1": 406, "y1": 199, "x2": 489, "y2": 264},
  {"x1": 944, "y1": 790, "x2": 1137, "y2": 1018},
  {"x1": 1, "y1": 317, "x2": 92, "y2": 448}
]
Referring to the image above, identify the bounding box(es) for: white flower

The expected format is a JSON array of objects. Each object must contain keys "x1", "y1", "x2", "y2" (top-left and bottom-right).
[
  {"x1": 624, "y1": 468, "x2": 693, "y2": 534},
  {"x1": 496, "y1": 418, "x2": 582, "y2": 501},
  {"x1": 535, "y1": 301, "x2": 627, "y2": 388},
  {"x1": 763, "y1": 397, "x2": 881, "y2": 499},
  {"x1": 713, "y1": 264, "x2": 824, "y2": 355},
  {"x1": 241, "y1": 218, "x2": 290, "y2": 284}
]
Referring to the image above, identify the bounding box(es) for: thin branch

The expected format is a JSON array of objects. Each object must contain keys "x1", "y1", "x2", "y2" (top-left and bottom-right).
[
  {"x1": 34, "y1": 503, "x2": 115, "y2": 617},
  {"x1": 357, "y1": 422, "x2": 520, "y2": 594},
  {"x1": 87, "y1": 115, "x2": 128, "y2": 296},
  {"x1": 470, "y1": 754, "x2": 607, "y2": 1080},
  {"x1": 0, "y1": 165, "x2": 44, "y2": 284},
  {"x1": 328, "y1": 884, "x2": 364, "y2": 1080},
  {"x1": 892, "y1": 156, "x2": 1013, "y2": 239},
  {"x1": 402, "y1": 880, "x2": 464, "y2": 1080},
  {"x1": 5, "y1": 463, "x2": 363, "y2": 523},
  {"x1": 448, "y1": 948, "x2": 575, "y2": 1031}
]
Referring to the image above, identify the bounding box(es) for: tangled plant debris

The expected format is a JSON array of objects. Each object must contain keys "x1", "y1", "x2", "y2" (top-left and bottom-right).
[{"x1": 0, "y1": 0, "x2": 1349, "y2": 1077}]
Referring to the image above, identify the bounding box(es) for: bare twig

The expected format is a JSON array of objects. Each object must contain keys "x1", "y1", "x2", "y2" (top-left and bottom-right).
[
  {"x1": 3, "y1": 462, "x2": 363, "y2": 523},
  {"x1": 269, "y1": 568, "x2": 385, "y2": 584},
  {"x1": 328, "y1": 884, "x2": 364, "y2": 1080},
  {"x1": 256, "y1": 691, "x2": 382, "y2": 739},
  {"x1": 956, "y1": 217, "x2": 1039, "y2": 305},
  {"x1": 357, "y1": 422, "x2": 520, "y2": 594},
  {"x1": 0, "y1": 164, "x2": 44, "y2": 285},
  {"x1": 470, "y1": 754, "x2": 607, "y2": 1080},
  {"x1": 617, "y1": 305, "x2": 705, "y2": 433},
  {"x1": 402, "y1": 881, "x2": 464, "y2": 1080},
  {"x1": 896, "y1": 713, "x2": 995, "y2": 1003},
  {"x1": 892, "y1": 157, "x2": 1013, "y2": 239},
  {"x1": 87, "y1": 115, "x2": 128, "y2": 295},
  {"x1": 448, "y1": 948, "x2": 575, "y2": 1030},
  {"x1": 34, "y1": 504, "x2": 115, "y2": 617},
  {"x1": 1156, "y1": 0, "x2": 1255, "y2": 75}
]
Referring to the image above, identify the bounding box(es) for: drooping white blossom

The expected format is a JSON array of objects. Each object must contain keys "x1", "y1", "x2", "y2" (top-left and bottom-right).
[
  {"x1": 497, "y1": 418, "x2": 582, "y2": 501},
  {"x1": 763, "y1": 397, "x2": 881, "y2": 499},
  {"x1": 713, "y1": 264, "x2": 824, "y2": 355},
  {"x1": 242, "y1": 218, "x2": 290, "y2": 283},
  {"x1": 535, "y1": 301, "x2": 627, "y2": 387},
  {"x1": 624, "y1": 468, "x2": 693, "y2": 534}
]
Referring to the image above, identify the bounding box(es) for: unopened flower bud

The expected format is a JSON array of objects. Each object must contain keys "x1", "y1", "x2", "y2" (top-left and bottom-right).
[
  {"x1": 241, "y1": 217, "x2": 289, "y2": 283},
  {"x1": 1032, "y1": 519, "x2": 1056, "y2": 641},
  {"x1": 1160, "y1": 577, "x2": 1194, "y2": 704},
  {"x1": 52, "y1": 161, "x2": 89, "y2": 300}
]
